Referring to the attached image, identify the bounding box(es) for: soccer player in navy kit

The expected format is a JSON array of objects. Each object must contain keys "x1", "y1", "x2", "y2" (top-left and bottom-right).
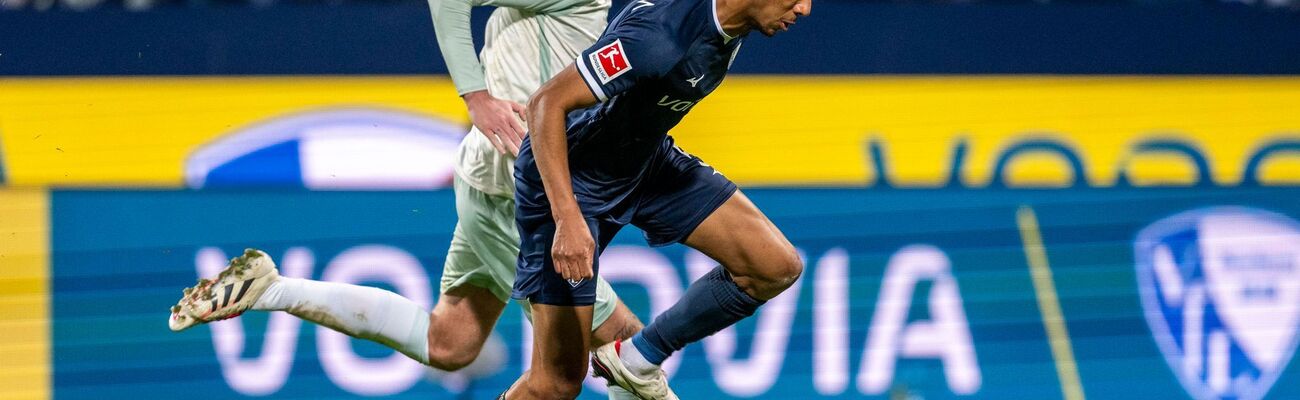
[{"x1": 504, "y1": 0, "x2": 810, "y2": 397}]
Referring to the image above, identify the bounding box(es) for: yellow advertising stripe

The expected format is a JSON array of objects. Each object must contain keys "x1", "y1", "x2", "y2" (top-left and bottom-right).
[
  {"x1": 0, "y1": 189, "x2": 51, "y2": 400},
  {"x1": 2, "y1": 76, "x2": 1300, "y2": 187},
  {"x1": 675, "y1": 76, "x2": 1300, "y2": 187},
  {"x1": 0, "y1": 76, "x2": 469, "y2": 187},
  {"x1": 1017, "y1": 205, "x2": 1085, "y2": 400}
]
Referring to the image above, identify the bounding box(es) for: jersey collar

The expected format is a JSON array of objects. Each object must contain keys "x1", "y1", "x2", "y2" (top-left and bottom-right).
[{"x1": 710, "y1": 0, "x2": 735, "y2": 42}]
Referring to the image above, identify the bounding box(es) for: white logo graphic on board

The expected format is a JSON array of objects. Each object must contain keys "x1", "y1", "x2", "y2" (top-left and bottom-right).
[
  {"x1": 1136, "y1": 207, "x2": 1300, "y2": 400},
  {"x1": 186, "y1": 108, "x2": 464, "y2": 190}
]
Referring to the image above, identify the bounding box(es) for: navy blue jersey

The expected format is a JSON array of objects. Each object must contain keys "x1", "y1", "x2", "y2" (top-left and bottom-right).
[{"x1": 515, "y1": 0, "x2": 743, "y2": 217}]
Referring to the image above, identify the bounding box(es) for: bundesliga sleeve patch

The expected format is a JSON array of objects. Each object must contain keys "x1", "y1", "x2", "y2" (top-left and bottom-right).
[{"x1": 589, "y1": 39, "x2": 633, "y2": 84}]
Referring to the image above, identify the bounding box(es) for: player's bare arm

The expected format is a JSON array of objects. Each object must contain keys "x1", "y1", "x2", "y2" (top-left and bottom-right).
[{"x1": 526, "y1": 66, "x2": 600, "y2": 282}]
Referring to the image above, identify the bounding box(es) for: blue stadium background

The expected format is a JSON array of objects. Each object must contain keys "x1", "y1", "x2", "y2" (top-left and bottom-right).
[{"x1": 4, "y1": 1, "x2": 1300, "y2": 399}]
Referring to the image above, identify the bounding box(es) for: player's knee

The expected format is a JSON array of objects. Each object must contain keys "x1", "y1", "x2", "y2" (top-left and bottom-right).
[
  {"x1": 748, "y1": 245, "x2": 803, "y2": 296},
  {"x1": 768, "y1": 246, "x2": 803, "y2": 290},
  {"x1": 426, "y1": 340, "x2": 480, "y2": 371}
]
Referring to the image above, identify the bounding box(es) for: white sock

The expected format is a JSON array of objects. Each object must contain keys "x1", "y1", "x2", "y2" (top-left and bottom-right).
[
  {"x1": 606, "y1": 385, "x2": 640, "y2": 399},
  {"x1": 253, "y1": 277, "x2": 431, "y2": 364},
  {"x1": 618, "y1": 339, "x2": 658, "y2": 379}
]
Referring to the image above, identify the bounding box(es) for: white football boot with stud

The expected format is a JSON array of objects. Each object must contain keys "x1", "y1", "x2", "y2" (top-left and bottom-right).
[
  {"x1": 168, "y1": 248, "x2": 279, "y2": 332},
  {"x1": 590, "y1": 341, "x2": 679, "y2": 400}
]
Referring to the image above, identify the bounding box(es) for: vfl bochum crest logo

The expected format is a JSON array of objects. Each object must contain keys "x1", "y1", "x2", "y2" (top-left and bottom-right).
[{"x1": 1136, "y1": 207, "x2": 1300, "y2": 400}]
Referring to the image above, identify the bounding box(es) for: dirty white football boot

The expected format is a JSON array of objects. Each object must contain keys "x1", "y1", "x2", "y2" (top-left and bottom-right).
[
  {"x1": 168, "y1": 248, "x2": 279, "y2": 332},
  {"x1": 591, "y1": 341, "x2": 679, "y2": 400}
]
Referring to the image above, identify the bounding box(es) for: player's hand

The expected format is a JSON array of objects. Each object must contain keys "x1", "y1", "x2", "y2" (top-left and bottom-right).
[
  {"x1": 463, "y1": 90, "x2": 528, "y2": 156},
  {"x1": 551, "y1": 213, "x2": 595, "y2": 283}
]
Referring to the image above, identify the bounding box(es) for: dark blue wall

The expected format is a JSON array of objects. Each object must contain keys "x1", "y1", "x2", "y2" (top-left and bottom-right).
[{"x1": 2, "y1": 1, "x2": 1300, "y2": 75}]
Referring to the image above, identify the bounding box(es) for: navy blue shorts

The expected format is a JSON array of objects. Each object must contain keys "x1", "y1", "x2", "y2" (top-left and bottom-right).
[{"x1": 511, "y1": 145, "x2": 737, "y2": 306}]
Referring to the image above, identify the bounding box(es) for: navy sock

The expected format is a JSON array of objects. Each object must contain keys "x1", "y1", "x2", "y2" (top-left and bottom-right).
[{"x1": 630, "y1": 265, "x2": 765, "y2": 364}]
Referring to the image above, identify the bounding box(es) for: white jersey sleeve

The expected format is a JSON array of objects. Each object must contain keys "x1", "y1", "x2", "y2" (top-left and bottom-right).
[{"x1": 427, "y1": 0, "x2": 598, "y2": 96}]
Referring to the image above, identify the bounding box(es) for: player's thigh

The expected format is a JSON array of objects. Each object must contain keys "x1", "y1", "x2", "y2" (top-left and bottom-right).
[{"x1": 683, "y1": 190, "x2": 801, "y2": 298}]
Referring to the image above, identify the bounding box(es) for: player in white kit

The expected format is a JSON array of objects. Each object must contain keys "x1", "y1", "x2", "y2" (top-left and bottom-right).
[{"x1": 167, "y1": 0, "x2": 671, "y2": 397}]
